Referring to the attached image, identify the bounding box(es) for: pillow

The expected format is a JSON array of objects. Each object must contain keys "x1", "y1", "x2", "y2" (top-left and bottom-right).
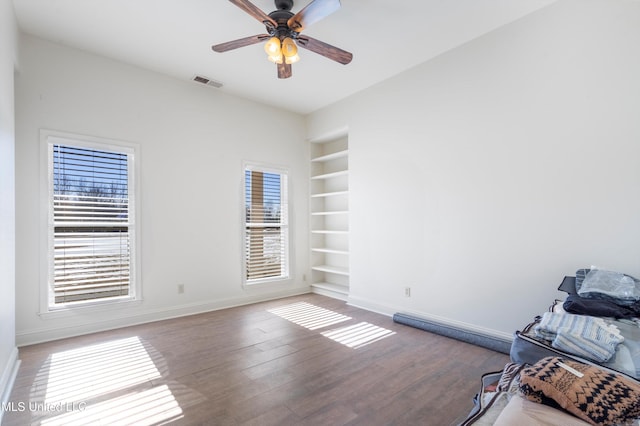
[
  {"x1": 519, "y1": 356, "x2": 640, "y2": 426},
  {"x1": 494, "y1": 394, "x2": 591, "y2": 426}
]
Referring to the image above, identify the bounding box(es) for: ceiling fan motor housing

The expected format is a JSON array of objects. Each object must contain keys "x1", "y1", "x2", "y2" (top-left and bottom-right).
[
  {"x1": 267, "y1": 8, "x2": 296, "y2": 38},
  {"x1": 274, "y1": 0, "x2": 294, "y2": 11}
]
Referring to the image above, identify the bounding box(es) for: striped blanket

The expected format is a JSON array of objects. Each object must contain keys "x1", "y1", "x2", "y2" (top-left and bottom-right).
[{"x1": 534, "y1": 312, "x2": 624, "y2": 363}]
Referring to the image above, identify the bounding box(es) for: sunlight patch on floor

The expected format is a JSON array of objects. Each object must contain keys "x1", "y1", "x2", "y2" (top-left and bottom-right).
[
  {"x1": 37, "y1": 336, "x2": 164, "y2": 405},
  {"x1": 268, "y1": 302, "x2": 396, "y2": 349},
  {"x1": 27, "y1": 336, "x2": 205, "y2": 425},
  {"x1": 321, "y1": 322, "x2": 396, "y2": 349},
  {"x1": 267, "y1": 302, "x2": 351, "y2": 330},
  {"x1": 40, "y1": 384, "x2": 183, "y2": 426}
]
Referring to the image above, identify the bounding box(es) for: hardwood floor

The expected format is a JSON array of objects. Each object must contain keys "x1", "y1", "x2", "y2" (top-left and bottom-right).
[{"x1": 3, "y1": 294, "x2": 510, "y2": 425}]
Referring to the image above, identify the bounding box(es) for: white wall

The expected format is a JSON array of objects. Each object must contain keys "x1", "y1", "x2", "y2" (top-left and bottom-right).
[
  {"x1": 0, "y1": 0, "x2": 19, "y2": 410},
  {"x1": 15, "y1": 35, "x2": 309, "y2": 345},
  {"x1": 307, "y1": 0, "x2": 640, "y2": 339}
]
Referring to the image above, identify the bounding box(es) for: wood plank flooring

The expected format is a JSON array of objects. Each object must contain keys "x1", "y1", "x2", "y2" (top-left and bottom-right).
[{"x1": 3, "y1": 294, "x2": 510, "y2": 425}]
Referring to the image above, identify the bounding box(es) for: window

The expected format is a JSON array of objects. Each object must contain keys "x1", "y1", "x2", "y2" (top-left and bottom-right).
[
  {"x1": 43, "y1": 132, "x2": 139, "y2": 310},
  {"x1": 244, "y1": 165, "x2": 289, "y2": 284}
]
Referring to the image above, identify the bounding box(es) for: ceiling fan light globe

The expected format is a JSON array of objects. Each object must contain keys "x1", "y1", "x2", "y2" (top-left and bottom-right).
[
  {"x1": 264, "y1": 37, "x2": 282, "y2": 56},
  {"x1": 267, "y1": 54, "x2": 284, "y2": 64},
  {"x1": 285, "y1": 53, "x2": 300, "y2": 64},
  {"x1": 281, "y1": 37, "x2": 298, "y2": 58}
]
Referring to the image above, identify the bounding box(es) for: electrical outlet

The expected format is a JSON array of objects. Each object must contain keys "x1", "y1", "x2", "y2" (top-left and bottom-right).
[
  {"x1": 178, "y1": 284, "x2": 185, "y2": 294},
  {"x1": 404, "y1": 287, "x2": 411, "y2": 297}
]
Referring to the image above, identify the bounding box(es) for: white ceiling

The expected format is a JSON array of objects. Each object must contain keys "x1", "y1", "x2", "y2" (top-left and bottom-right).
[{"x1": 12, "y1": 0, "x2": 557, "y2": 114}]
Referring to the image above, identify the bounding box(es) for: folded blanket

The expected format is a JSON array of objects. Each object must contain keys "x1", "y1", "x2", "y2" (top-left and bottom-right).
[
  {"x1": 534, "y1": 312, "x2": 624, "y2": 362},
  {"x1": 519, "y1": 356, "x2": 640, "y2": 426}
]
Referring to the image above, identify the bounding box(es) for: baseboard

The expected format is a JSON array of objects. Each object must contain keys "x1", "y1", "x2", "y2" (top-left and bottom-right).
[
  {"x1": 347, "y1": 294, "x2": 513, "y2": 346},
  {"x1": 0, "y1": 347, "x2": 21, "y2": 424},
  {"x1": 17, "y1": 287, "x2": 311, "y2": 346}
]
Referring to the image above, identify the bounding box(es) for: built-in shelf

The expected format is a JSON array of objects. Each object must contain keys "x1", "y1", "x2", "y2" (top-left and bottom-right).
[
  {"x1": 311, "y1": 247, "x2": 349, "y2": 255},
  {"x1": 311, "y1": 282, "x2": 349, "y2": 300},
  {"x1": 311, "y1": 211, "x2": 348, "y2": 216},
  {"x1": 311, "y1": 191, "x2": 349, "y2": 198},
  {"x1": 310, "y1": 149, "x2": 348, "y2": 163},
  {"x1": 309, "y1": 134, "x2": 350, "y2": 300},
  {"x1": 311, "y1": 265, "x2": 349, "y2": 276},
  {"x1": 311, "y1": 230, "x2": 348, "y2": 234},
  {"x1": 311, "y1": 170, "x2": 348, "y2": 180}
]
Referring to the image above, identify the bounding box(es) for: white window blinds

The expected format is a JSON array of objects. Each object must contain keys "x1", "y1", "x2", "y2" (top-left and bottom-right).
[
  {"x1": 244, "y1": 167, "x2": 289, "y2": 283},
  {"x1": 50, "y1": 143, "x2": 134, "y2": 305}
]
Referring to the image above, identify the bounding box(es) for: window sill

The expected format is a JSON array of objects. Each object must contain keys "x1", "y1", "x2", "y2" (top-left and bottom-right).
[
  {"x1": 243, "y1": 276, "x2": 292, "y2": 289},
  {"x1": 39, "y1": 297, "x2": 143, "y2": 320}
]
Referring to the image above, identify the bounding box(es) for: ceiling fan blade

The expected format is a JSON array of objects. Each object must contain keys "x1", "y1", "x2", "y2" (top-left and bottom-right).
[
  {"x1": 288, "y1": 0, "x2": 341, "y2": 32},
  {"x1": 212, "y1": 34, "x2": 270, "y2": 53},
  {"x1": 277, "y1": 62, "x2": 292, "y2": 79},
  {"x1": 229, "y1": 0, "x2": 277, "y2": 29},
  {"x1": 296, "y1": 35, "x2": 352, "y2": 64}
]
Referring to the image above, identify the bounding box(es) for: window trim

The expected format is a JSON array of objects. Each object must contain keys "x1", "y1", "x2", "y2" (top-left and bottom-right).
[
  {"x1": 242, "y1": 161, "x2": 291, "y2": 287},
  {"x1": 39, "y1": 130, "x2": 142, "y2": 315}
]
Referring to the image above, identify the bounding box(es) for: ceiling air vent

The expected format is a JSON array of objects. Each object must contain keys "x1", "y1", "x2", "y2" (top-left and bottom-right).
[{"x1": 192, "y1": 75, "x2": 223, "y2": 88}]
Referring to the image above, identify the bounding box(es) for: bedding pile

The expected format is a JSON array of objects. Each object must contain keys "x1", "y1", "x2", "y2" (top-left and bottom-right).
[
  {"x1": 512, "y1": 268, "x2": 640, "y2": 381},
  {"x1": 461, "y1": 267, "x2": 640, "y2": 425}
]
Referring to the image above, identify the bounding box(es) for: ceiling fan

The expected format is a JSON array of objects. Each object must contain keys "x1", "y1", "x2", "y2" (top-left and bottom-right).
[{"x1": 212, "y1": 0, "x2": 353, "y2": 79}]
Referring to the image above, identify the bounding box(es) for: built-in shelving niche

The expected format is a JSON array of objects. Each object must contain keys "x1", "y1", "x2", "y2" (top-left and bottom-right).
[{"x1": 309, "y1": 134, "x2": 349, "y2": 300}]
